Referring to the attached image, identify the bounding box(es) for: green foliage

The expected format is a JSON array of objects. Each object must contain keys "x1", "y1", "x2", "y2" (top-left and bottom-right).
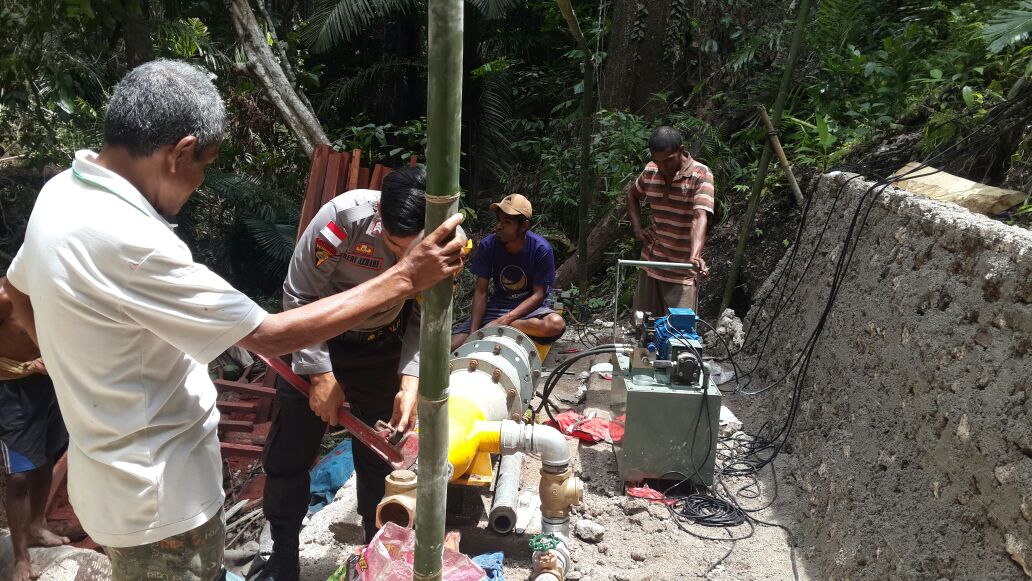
[{"x1": 984, "y1": 0, "x2": 1032, "y2": 53}]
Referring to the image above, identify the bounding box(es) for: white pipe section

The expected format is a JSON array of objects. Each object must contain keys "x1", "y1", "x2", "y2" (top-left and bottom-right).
[{"x1": 499, "y1": 420, "x2": 570, "y2": 470}]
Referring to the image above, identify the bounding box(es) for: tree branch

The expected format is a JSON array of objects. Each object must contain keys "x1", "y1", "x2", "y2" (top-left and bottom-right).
[{"x1": 229, "y1": 0, "x2": 329, "y2": 158}]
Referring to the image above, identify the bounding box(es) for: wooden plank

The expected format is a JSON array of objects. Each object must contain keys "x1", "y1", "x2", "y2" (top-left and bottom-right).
[
  {"x1": 220, "y1": 442, "x2": 265, "y2": 459},
  {"x1": 332, "y1": 151, "x2": 351, "y2": 203},
  {"x1": 357, "y1": 167, "x2": 370, "y2": 190},
  {"x1": 215, "y1": 379, "x2": 277, "y2": 399},
  {"x1": 219, "y1": 419, "x2": 254, "y2": 433},
  {"x1": 347, "y1": 149, "x2": 362, "y2": 191},
  {"x1": 297, "y1": 144, "x2": 331, "y2": 239},
  {"x1": 216, "y1": 400, "x2": 259, "y2": 414},
  {"x1": 320, "y1": 152, "x2": 346, "y2": 211},
  {"x1": 369, "y1": 164, "x2": 386, "y2": 190}
]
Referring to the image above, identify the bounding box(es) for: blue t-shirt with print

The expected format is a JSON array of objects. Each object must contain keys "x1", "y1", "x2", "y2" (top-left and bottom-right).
[{"x1": 471, "y1": 232, "x2": 556, "y2": 311}]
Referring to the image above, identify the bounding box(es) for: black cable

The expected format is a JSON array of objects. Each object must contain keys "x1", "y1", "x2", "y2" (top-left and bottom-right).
[{"x1": 726, "y1": 89, "x2": 1032, "y2": 393}]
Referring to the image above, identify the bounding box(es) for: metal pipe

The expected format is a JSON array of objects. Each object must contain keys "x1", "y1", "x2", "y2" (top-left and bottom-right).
[
  {"x1": 613, "y1": 259, "x2": 700, "y2": 342},
  {"x1": 415, "y1": 0, "x2": 463, "y2": 575},
  {"x1": 720, "y1": 0, "x2": 814, "y2": 314},
  {"x1": 531, "y1": 533, "x2": 572, "y2": 581},
  {"x1": 499, "y1": 421, "x2": 570, "y2": 470},
  {"x1": 489, "y1": 452, "x2": 523, "y2": 534}
]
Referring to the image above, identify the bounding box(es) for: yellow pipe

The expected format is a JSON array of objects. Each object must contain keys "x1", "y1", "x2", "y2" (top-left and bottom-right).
[{"x1": 446, "y1": 393, "x2": 502, "y2": 480}]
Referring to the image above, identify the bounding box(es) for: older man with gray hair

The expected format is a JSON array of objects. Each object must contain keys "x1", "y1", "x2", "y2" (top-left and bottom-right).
[{"x1": 2, "y1": 60, "x2": 466, "y2": 579}]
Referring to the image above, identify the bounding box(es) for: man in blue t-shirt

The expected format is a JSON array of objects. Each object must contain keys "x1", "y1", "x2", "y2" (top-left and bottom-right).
[{"x1": 452, "y1": 194, "x2": 566, "y2": 350}]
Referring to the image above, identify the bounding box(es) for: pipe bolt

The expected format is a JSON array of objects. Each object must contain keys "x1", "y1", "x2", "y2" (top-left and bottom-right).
[
  {"x1": 468, "y1": 359, "x2": 479, "y2": 372},
  {"x1": 492, "y1": 369, "x2": 502, "y2": 383},
  {"x1": 493, "y1": 344, "x2": 502, "y2": 355}
]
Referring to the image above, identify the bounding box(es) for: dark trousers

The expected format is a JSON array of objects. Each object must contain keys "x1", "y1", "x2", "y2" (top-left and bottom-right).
[{"x1": 262, "y1": 334, "x2": 402, "y2": 547}]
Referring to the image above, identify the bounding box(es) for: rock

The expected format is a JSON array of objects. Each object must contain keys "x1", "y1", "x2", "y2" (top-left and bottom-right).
[
  {"x1": 581, "y1": 565, "x2": 593, "y2": 575},
  {"x1": 621, "y1": 496, "x2": 649, "y2": 516},
  {"x1": 614, "y1": 573, "x2": 632, "y2": 581},
  {"x1": 974, "y1": 328, "x2": 993, "y2": 347},
  {"x1": 647, "y1": 503, "x2": 670, "y2": 520},
  {"x1": 567, "y1": 571, "x2": 584, "y2": 580},
  {"x1": 597, "y1": 544, "x2": 610, "y2": 555},
  {"x1": 574, "y1": 519, "x2": 605, "y2": 543},
  {"x1": 630, "y1": 550, "x2": 648, "y2": 562},
  {"x1": 628, "y1": 513, "x2": 645, "y2": 526}
]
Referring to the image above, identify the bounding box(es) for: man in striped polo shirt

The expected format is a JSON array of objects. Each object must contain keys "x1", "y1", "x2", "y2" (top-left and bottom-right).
[{"x1": 627, "y1": 126, "x2": 715, "y2": 314}]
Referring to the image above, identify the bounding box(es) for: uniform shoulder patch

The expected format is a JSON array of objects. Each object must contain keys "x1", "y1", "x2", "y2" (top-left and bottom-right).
[{"x1": 314, "y1": 220, "x2": 348, "y2": 267}]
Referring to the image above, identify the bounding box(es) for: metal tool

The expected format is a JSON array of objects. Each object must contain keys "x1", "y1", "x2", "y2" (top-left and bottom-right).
[{"x1": 257, "y1": 354, "x2": 419, "y2": 470}]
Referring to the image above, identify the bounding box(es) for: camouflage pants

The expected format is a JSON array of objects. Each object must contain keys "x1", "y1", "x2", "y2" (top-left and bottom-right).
[{"x1": 105, "y1": 511, "x2": 225, "y2": 581}]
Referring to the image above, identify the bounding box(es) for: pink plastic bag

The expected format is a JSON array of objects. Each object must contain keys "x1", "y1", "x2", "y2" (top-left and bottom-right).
[{"x1": 358, "y1": 522, "x2": 487, "y2": 581}]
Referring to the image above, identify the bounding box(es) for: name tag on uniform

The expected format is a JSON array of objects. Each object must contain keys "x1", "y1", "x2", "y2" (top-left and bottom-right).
[{"x1": 344, "y1": 252, "x2": 384, "y2": 270}]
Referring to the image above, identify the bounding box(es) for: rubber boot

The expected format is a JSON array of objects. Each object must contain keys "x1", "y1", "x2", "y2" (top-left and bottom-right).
[{"x1": 250, "y1": 523, "x2": 301, "y2": 581}]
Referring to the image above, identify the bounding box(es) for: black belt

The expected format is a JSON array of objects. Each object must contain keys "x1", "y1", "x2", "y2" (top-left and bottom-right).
[{"x1": 334, "y1": 315, "x2": 404, "y2": 345}]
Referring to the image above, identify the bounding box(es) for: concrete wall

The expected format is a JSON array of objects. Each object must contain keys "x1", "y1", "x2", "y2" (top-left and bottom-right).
[{"x1": 740, "y1": 172, "x2": 1032, "y2": 580}]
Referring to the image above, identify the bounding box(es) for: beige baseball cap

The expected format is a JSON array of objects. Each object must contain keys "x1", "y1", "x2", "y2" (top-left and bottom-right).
[{"x1": 490, "y1": 193, "x2": 533, "y2": 220}]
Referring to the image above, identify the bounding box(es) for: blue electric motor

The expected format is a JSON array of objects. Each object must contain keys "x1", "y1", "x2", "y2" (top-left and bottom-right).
[{"x1": 651, "y1": 307, "x2": 701, "y2": 360}]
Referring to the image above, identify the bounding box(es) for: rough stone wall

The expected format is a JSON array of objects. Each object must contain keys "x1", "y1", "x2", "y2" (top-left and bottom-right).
[{"x1": 739, "y1": 172, "x2": 1032, "y2": 580}]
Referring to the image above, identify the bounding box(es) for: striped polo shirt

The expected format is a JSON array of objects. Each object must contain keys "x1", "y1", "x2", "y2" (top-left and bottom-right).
[{"x1": 632, "y1": 155, "x2": 715, "y2": 284}]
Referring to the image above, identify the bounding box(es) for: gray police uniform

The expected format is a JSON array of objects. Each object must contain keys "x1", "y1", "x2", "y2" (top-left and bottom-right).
[{"x1": 262, "y1": 189, "x2": 420, "y2": 550}]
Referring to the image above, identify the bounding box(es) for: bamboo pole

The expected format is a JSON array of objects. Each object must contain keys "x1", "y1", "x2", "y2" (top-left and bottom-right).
[
  {"x1": 720, "y1": 0, "x2": 813, "y2": 314},
  {"x1": 414, "y1": 0, "x2": 463, "y2": 578},
  {"x1": 758, "y1": 105, "x2": 805, "y2": 207}
]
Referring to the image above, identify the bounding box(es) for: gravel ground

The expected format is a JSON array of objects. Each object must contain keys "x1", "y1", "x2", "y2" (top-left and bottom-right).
[{"x1": 505, "y1": 340, "x2": 807, "y2": 581}]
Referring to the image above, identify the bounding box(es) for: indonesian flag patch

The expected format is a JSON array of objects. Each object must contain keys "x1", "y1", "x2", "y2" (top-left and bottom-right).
[{"x1": 314, "y1": 220, "x2": 348, "y2": 267}]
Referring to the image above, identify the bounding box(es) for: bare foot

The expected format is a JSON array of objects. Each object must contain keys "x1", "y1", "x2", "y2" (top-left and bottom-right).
[
  {"x1": 28, "y1": 527, "x2": 70, "y2": 547},
  {"x1": 13, "y1": 558, "x2": 39, "y2": 581}
]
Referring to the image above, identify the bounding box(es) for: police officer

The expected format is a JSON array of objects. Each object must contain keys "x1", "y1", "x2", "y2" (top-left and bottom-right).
[{"x1": 256, "y1": 167, "x2": 432, "y2": 581}]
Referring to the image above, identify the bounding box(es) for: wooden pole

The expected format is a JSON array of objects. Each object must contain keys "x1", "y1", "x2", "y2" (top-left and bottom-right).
[
  {"x1": 720, "y1": 0, "x2": 814, "y2": 314},
  {"x1": 758, "y1": 105, "x2": 805, "y2": 208}
]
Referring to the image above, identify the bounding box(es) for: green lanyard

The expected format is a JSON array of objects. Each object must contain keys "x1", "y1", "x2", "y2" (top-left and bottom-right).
[{"x1": 71, "y1": 167, "x2": 152, "y2": 219}]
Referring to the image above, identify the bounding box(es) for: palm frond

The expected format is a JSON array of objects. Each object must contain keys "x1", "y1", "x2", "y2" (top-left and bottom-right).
[
  {"x1": 468, "y1": 0, "x2": 520, "y2": 20},
  {"x1": 984, "y1": 0, "x2": 1032, "y2": 53},
  {"x1": 302, "y1": 0, "x2": 418, "y2": 53},
  {"x1": 241, "y1": 216, "x2": 297, "y2": 274},
  {"x1": 317, "y1": 57, "x2": 424, "y2": 113},
  {"x1": 476, "y1": 72, "x2": 516, "y2": 179}
]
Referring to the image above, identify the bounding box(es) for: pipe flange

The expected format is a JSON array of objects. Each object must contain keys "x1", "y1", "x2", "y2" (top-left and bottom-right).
[{"x1": 453, "y1": 326, "x2": 542, "y2": 404}]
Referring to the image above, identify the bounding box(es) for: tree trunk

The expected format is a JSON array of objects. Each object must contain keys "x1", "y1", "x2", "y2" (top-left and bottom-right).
[
  {"x1": 460, "y1": 4, "x2": 482, "y2": 204},
  {"x1": 601, "y1": 0, "x2": 675, "y2": 113},
  {"x1": 554, "y1": 202, "x2": 627, "y2": 289},
  {"x1": 229, "y1": 0, "x2": 329, "y2": 158},
  {"x1": 123, "y1": 0, "x2": 153, "y2": 68}
]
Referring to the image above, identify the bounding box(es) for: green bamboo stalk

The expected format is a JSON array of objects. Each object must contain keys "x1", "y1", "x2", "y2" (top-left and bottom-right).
[
  {"x1": 720, "y1": 0, "x2": 813, "y2": 314},
  {"x1": 414, "y1": 0, "x2": 463, "y2": 578}
]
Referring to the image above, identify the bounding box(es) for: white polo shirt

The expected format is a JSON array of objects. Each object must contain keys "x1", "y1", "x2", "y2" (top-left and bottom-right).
[{"x1": 6, "y1": 150, "x2": 267, "y2": 547}]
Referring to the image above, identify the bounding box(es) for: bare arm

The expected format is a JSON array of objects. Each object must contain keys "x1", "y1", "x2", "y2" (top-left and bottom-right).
[
  {"x1": 239, "y1": 214, "x2": 466, "y2": 356},
  {"x1": 626, "y1": 181, "x2": 655, "y2": 245},
  {"x1": 468, "y1": 277, "x2": 490, "y2": 332},
  {"x1": 689, "y1": 208, "x2": 710, "y2": 275},
  {"x1": 3, "y1": 279, "x2": 38, "y2": 347},
  {"x1": 493, "y1": 285, "x2": 547, "y2": 327}
]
